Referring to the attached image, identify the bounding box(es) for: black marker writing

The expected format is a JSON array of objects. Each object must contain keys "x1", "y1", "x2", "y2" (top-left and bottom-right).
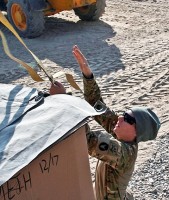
[
  {"x1": 39, "y1": 152, "x2": 59, "y2": 173},
  {"x1": 0, "y1": 172, "x2": 32, "y2": 200}
]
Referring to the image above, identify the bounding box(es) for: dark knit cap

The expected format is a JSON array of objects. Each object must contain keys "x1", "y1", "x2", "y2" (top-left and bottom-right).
[{"x1": 130, "y1": 107, "x2": 161, "y2": 143}]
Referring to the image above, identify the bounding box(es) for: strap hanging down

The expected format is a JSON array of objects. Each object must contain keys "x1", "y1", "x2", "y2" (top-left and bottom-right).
[{"x1": 0, "y1": 11, "x2": 82, "y2": 92}]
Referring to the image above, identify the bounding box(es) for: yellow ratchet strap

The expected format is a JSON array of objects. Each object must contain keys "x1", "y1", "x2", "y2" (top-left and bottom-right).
[
  {"x1": 0, "y1": 11, "x2": 82, "y2": 92},
  {"x1": 0, "y1": 30, "x2": 44, "y2": 82}
]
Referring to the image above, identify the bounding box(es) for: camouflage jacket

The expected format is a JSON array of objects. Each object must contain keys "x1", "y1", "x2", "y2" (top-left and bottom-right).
[{"x1": 83, "y1": 75, "x2": 138, "y2": 200}]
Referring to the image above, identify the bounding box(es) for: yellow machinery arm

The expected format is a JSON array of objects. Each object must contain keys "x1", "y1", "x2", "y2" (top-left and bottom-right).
[{"x1": 46, "y1": 0, "x2": 96, "y2": 14}]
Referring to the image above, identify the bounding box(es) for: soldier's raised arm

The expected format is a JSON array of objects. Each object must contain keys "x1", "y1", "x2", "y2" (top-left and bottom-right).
[{"x1": 72, "y1": 45, "x2": 118, "y2": 134}]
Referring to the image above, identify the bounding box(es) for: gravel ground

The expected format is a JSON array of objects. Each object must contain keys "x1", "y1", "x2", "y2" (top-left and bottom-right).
[{"x1": 129, "y1": 133, "x2": 169, "y2": 199}]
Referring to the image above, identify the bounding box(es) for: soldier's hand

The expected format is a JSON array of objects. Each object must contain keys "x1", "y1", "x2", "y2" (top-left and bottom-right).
[
  {"x1": 50, "y1": 81, "x2": 66, "y2": 95},
  {"x1": 72, "y1": 45, "x2": 93, "y2": 78}
]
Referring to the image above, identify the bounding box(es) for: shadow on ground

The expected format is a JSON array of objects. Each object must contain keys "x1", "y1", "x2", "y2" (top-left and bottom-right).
[{"x1": 0, "y1": 14, "x2": 124, "y2": 84}]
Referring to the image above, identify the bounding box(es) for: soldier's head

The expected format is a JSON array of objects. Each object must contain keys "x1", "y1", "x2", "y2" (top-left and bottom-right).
[{"x1": 113, "y1": 107, "x2": 161, "y2": 143}]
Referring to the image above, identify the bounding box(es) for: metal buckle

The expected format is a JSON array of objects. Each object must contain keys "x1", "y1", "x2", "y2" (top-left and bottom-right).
[{"x1": 94, "y1": 100, "x2": 107, "y2": 112}]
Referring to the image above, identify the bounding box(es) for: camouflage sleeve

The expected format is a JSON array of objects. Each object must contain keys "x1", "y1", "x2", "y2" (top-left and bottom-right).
[
  {"x1": 83, "y1": 75, "x2": 118, "y2": 134},
  {"x1": 86, "y1": 130, "x2": 138, "y2": 170}
]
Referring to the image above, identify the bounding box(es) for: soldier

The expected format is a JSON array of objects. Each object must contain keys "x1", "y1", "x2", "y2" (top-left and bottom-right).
[
  {"x1": 49, "y1": 46, "x2": 160, "y2": 200},
  {"x1": 72, "y1": 45, "x2": 161, "y2": 200}
]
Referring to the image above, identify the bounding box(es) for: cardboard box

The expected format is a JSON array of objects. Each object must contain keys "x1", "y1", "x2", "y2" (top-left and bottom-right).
[{"x1": 0, "y1": 126, "x2": 95, "y2": 200}]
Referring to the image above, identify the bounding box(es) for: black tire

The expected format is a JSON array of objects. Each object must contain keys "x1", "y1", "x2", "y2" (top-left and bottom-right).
[
  {"x1": 0, "y1": 1, "x2": 7, "y2": 11},
  {"x1": 74, "y1": 0, "x2": 106, "y2": 21},
  {"x1": 7, "y1": 0, "x2": 45, "y2": 38}
]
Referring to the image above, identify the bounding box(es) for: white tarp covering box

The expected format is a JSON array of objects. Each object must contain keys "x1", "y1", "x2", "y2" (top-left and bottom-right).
[{"x1": 0, "y1": 83, "x2": 102, "y2": 200}]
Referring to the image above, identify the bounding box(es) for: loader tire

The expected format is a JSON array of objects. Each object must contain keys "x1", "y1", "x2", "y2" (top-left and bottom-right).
[
  {"x1": 74, "y1": 0, "x2": 106, "y2": 21},
  {"x1": 7, "y1": 0, "x2": 44, "y2": 38}
]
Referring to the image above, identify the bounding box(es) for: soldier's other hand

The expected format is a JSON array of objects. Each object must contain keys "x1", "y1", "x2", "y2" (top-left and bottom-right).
[
  {"x1": 72, "y1": 45, "x2": 93, "y2": 78},
  {"x1": 50, "y1": 81, "x2": 66, "y2": 95}
]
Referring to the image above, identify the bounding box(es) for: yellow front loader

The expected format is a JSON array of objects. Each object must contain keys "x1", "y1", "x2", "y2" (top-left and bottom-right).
[{"x1": 0, "y1": 0, "x2": 106, "y2": 38}]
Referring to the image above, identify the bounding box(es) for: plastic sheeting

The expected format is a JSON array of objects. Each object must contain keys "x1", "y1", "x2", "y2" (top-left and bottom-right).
[{"x1": 0, "y1": 83, "x2": 103, "y2": 186}]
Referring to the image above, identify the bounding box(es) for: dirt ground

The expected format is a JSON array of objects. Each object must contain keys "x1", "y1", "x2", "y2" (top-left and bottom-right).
[{"x1": 0, "y1": 0, "x2": 169, "y2": 196}]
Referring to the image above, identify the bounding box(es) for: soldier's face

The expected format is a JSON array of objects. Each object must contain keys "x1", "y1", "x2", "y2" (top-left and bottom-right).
[{"x1": 113, "y1": 110, "x2": 136, "y2": 142}]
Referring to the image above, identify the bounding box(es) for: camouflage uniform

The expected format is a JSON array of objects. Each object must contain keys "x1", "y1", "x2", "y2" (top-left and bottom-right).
[{"x1": 83, "y1": 76, "x2": 138, "y2": 200}]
